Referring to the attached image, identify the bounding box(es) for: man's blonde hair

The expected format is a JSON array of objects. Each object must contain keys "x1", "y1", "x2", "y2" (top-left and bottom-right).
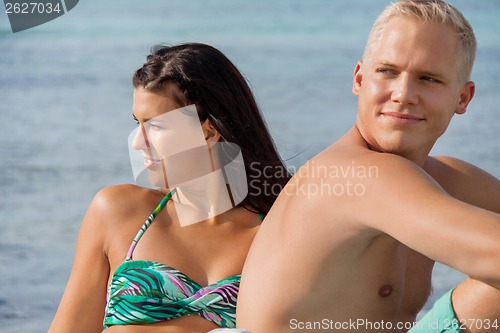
[{"x1": 363, "y1": 0, "x2": 476, "y2": 83}]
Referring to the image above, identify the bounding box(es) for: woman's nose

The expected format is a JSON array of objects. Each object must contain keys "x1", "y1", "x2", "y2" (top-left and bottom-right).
[{"x1": 131, "y1": 124, "x2": 151, "y2": 151}]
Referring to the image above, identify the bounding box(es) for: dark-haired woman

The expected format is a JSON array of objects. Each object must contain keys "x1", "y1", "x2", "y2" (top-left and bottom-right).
[{"x1": 48, "y1": 43, "x2": 290, "y2": 333}]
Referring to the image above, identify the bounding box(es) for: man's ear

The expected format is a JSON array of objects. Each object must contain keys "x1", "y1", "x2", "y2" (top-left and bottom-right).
[
  {"x1": 455, "y1": 81, "x2": 475, "y2": 115},
  {"x1": 352, "y1": 60, "x2": 363, "y2": 97},
  {"x1": 202, "y1": 119, "x2": 221, "y2": 144}
]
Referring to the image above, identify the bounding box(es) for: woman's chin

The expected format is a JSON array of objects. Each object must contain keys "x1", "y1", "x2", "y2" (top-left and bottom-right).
[{"x1": 147, "y1": 170, "x2": 168, "y2": 189}]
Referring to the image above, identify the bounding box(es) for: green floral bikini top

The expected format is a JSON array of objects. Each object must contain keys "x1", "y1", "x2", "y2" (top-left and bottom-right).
[{"x1": 103, "y1": 189, "x2": 241, "y2": 329}]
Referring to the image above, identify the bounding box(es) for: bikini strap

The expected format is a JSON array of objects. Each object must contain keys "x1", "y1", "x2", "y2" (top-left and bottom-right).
[{"x1": 125, "y1": 188, "x2": 177, "y2": 261}]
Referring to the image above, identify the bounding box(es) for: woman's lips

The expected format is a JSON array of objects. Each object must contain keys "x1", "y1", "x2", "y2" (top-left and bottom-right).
[{"x1": 144, "y1": 156, "x2": 162, "y2": 169}]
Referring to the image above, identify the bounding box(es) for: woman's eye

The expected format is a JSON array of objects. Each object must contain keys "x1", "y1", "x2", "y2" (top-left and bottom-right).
[{"x1": 147, "y1": 123, "x2": 165, "y2": 131}]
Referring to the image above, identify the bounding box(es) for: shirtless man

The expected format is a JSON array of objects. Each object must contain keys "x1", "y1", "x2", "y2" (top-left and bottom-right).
[{"x1": 237, "y1": 1, "x2": 500, "y2": 332}]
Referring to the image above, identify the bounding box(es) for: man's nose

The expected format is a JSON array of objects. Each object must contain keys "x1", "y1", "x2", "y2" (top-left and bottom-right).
[{"x1": 391, "y1": 74, "x2": 418, "y2": 105}]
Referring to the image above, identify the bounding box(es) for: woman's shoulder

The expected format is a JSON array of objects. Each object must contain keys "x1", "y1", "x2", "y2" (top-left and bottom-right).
[
  {"x1": 82, "y1": 185, "x2": 169, "y2": 251},
  {"x1": 88, "y1": 184, "x2": 164, "y2": 224}
]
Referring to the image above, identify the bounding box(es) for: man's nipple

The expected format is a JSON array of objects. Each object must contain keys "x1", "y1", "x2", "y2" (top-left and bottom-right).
[{"x1": 378, "y1": 284, "x2": 393, "y2": 298}]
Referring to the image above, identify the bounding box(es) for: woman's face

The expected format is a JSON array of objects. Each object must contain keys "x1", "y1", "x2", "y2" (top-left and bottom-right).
[{"x1": 130, "y1": 85, "x2": 209, "y2": 189}]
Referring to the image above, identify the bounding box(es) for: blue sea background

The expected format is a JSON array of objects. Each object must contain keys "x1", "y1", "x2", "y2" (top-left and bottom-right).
[{"x1": 0, "y1": 1, "x2": 498, "y2": 332}]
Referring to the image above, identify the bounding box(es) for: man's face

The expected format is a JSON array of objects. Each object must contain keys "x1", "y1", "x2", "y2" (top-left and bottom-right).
[{"x1": 353, "y1": 16, "x2": 474, "y2": 161}]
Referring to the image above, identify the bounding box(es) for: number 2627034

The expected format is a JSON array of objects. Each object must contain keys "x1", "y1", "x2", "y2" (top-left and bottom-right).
[{"x1": 5, "y1": 2, "x2": 62, "y2": 14}]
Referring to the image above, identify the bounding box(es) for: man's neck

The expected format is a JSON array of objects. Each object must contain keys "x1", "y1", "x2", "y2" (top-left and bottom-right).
[{"x1": 352, "y1": 125, "x2": 432, "y2": 167}]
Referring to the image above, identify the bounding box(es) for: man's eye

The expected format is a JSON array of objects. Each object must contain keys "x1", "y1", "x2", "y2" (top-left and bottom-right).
[
  {"x1": 376, "y1": 68, "x2": 396, "y2": 75},
  {"x1": 421, "y1": 76, "x2": 440, "y2": 83}
]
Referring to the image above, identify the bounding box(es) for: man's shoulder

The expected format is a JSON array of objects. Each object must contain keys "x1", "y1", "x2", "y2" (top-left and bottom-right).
[
  {"x1": 307, "y1": 143, "x2": 420, "y2": 181},
  {"x1": 425, "y1": 156, "x2": 490, "y2": 175},
  {"x1": 424, "y1": 156, "x2": 499, "y2": 211},
  {"x1": 424, "y1": 155, "x2": 498, "y2": 186}
]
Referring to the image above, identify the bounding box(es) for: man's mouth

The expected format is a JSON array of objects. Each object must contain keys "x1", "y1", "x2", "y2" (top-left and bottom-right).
[{"x1": 381, "y1": 112, "x2": 424, "y2": 124}]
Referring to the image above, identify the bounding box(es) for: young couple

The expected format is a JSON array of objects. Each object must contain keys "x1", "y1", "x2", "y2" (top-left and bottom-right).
[{"x1": 49, "y1": 1, "x2": 500, "y2": 332}]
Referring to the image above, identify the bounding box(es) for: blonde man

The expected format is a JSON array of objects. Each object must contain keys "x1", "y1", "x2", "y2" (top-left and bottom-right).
[{"x1": 237, "y1": 1, "x2": 500, "y2": 332}]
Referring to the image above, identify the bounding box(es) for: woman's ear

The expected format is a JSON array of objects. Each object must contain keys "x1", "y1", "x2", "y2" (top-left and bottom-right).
[{"x1": 202, "y1": 119, "x2": 220, "y2": 144}]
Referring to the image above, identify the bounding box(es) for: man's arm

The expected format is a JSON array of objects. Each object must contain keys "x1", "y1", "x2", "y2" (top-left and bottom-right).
[
  {"x1": 328, "y1": 153, "x2": 500, "y2": 288},
  {"x1": 425, "y1": 156, "x2": 500, "y2": 333}
]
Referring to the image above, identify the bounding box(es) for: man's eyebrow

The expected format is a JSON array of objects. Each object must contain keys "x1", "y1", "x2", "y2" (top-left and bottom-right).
[
  {"x1": 419, "y1": 70, "x2": 446, "y2": 79},
  {"x1": 377, "y1": 61, "x2": 398, "y2": 68}
]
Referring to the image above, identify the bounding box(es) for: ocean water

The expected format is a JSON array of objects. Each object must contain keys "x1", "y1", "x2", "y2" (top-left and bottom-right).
[{"x1": 0, "y1": 1, "x2": 498, "y2": 332}]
